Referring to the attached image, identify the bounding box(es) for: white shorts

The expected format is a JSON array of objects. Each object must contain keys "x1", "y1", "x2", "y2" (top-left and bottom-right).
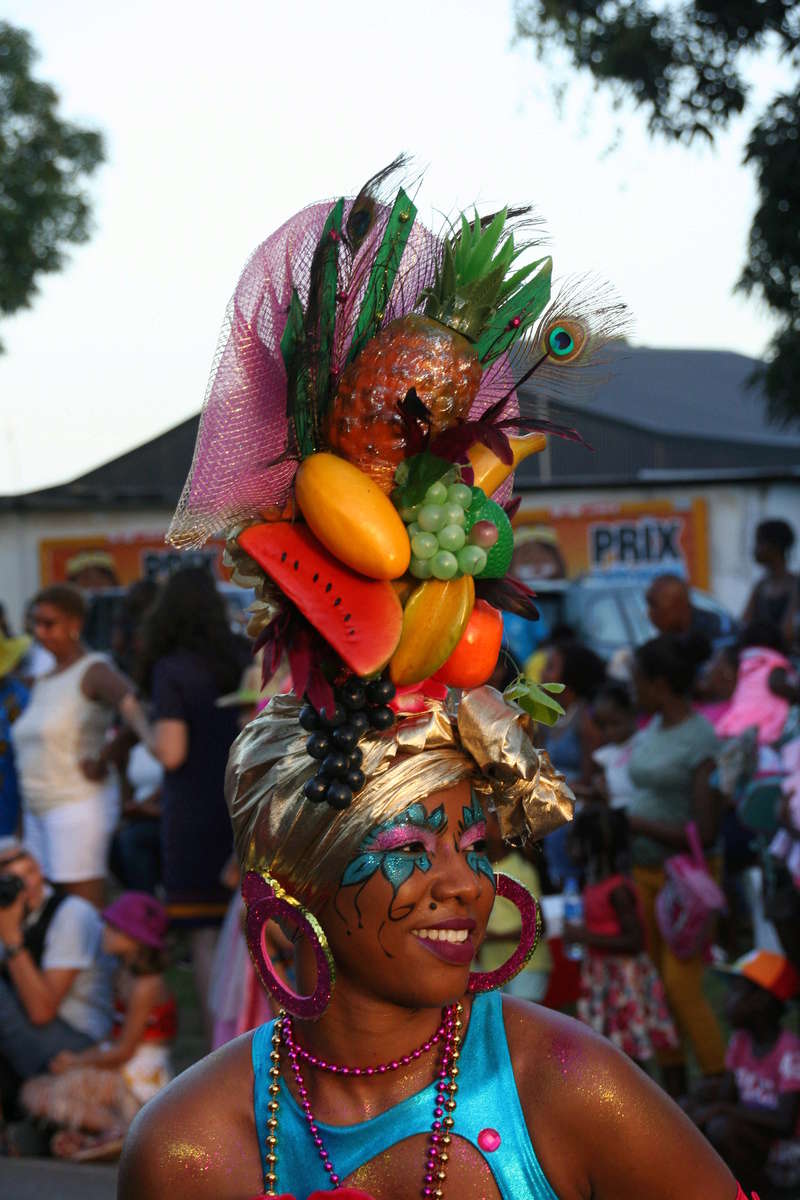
[{"x1": 23, "y1": 788, "x2": 120, "y2": 883}]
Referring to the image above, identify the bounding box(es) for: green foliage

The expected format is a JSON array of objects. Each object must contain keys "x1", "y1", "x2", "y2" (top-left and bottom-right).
[
  {"x1": 514, "y1": 1, "x2": 800, "y2": 422},
  {"x1": 504, "y1": 675, "x2": 566, "y2": 726},
  {"x1": 0, "y1": 22, "x2": 104, "y2": 344}
]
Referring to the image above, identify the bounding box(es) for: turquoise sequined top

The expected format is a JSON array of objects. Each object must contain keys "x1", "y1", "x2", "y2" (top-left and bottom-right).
[{"x1": 251, "y1": 989, "x2": 560, "y2": 1199}]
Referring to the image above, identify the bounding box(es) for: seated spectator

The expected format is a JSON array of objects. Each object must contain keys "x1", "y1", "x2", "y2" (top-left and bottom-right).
[
  {"x1": 0, "y1": 839, "x2": 114, "y2": 1114},
  {"x1": 590, "y1": 682, "x2": 638, "y2": 809},
  {"x1": 646, "y1": 573, "x2": 723, "y2": 647},
  {"x1": 684, "y1": 950, "x2": 800, "y2": 1196},
  {"x1": 0, "y1": 629, "x2": 30, "y2": 836},
  {"x1": 22, "y1": 891, "x2": 174, "y2": 1160}
]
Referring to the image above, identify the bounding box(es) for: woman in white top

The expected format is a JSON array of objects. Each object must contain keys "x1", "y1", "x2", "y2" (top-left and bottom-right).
[{"x1": 12, "y1": 585, "x2": 151, "y2": 908}]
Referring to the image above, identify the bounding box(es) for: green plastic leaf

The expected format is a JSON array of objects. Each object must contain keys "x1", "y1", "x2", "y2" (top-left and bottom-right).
[
  {"x1": 346, "y1": 188, "x2": 417, "y2": 364},
  {"x1": 504, "y1": 675, "x2": 566, "y2": 727},
  {"x1": 476, "y1": 257, "x2": 552, "y2": 363},
  {"x1": 280, "y1": 289, "x2": 313, "y2": 457},
  {"x1": 465, "y1": 207, "x2": 508, "y2": 283},
  {"x1": 541, "y1": 682, "x2": 566, "y2": 694},
  {"x1": 310, "y1": 197, "x2": 344, "y2": 434},
  {"x1": 400, "y1": 452, "x2": 453, "y2": 507}
]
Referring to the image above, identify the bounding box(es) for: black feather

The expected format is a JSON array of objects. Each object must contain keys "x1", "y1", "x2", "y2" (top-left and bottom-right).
[{"x1": 345, "y1": 154, "x2": 409, "y2": 252}]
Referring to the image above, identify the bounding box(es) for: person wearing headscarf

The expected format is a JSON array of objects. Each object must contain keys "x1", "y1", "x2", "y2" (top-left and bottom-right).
[{"x1": 119, "y1": 165, "x2": 744, "y2": 1199}]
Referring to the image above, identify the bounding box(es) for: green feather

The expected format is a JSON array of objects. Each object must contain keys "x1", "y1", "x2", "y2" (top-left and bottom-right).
[
  {"x1": 308, "y1": 197, "x2": 344, "y2": 439},
  {"x1": 476, "y1": 257, "x2": 553, "y2": 363},
  {"x1": 280, "y1": 289, "x2": 313, "y2": 457},
  {"x1": 346, "y1": 188, "x2": 417, "y2": 364}
]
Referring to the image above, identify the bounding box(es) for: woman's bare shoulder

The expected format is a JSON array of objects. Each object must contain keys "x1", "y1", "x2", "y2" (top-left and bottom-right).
[
  {"x1": 118, "y1": 1032, "x2": 264, "y2": 1200},
  {"x1": 500, "y1": 996, "x2": 736, "y2": 1200}
]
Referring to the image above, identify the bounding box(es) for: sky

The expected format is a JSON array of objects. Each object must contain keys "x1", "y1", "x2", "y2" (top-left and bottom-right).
[{"x1": 0, "y1": 0, "x2": 786, "y2": 494}]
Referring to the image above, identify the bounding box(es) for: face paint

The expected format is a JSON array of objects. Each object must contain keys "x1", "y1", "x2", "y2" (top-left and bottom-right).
[
  {"x1": 340, "y1": 801, "x2": 448, "y2": 898},
  {"x1": 458, "y1": 792, "x2": 495, "y2": 886}
]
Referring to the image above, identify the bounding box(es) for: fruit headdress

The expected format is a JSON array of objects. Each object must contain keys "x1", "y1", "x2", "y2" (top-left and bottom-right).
[{"x1": 170, "y1": 159, "x2": 627, "y2": 853}]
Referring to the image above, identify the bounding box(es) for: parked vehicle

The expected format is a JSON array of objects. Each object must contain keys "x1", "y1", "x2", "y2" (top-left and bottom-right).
[{"x1": 503, "y1": 574, "x2": 736, "y2": 667}]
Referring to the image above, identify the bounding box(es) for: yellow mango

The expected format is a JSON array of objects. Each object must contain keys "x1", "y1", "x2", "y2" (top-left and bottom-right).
[
  {"x1": 389, "y1": 576, "x2": 475, "y2": 686},
  {"x1": 294, "y1": 452, "x2": 410, "y2": 581},
  {"x1": 467, "y1": 432, "x2": 547, "y2": 497}
]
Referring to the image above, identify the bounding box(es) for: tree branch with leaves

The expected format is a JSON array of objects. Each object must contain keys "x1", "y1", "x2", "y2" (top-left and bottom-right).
[
  {"x1": 0, "y1": 22, "x2": 104, "y2": 347},
  {"x1": 514, "y1": 0, "x2": 800, "y2": 422}
]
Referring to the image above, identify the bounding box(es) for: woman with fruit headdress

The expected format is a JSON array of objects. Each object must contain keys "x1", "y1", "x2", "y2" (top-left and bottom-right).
[{"x1": 120, "y1": 161, "x2": 747, "y2": 1200}]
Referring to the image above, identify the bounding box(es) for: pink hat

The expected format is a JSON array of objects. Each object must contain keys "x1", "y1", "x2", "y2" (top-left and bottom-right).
[{"x1": 102, "y1": 892, "x2": 168, "y2": 950}]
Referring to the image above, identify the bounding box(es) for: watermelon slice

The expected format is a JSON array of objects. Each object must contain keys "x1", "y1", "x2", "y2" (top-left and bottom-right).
[{"x1": 238, "y1": 522, "x2": 403, "y2": 677}]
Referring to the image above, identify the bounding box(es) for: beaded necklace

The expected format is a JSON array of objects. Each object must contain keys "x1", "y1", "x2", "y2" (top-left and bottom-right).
[
  {"x1": 263, "y1": 1001, "x2": 464, "y2": 1198},
  {"x1": 291, "y1": 1010, "x2": 448, "y2": 1076}
]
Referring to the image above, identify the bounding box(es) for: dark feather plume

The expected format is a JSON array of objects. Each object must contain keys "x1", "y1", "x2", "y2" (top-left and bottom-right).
[{"x1": 345, "y1": 154, "x2": 409, "y2": 253}]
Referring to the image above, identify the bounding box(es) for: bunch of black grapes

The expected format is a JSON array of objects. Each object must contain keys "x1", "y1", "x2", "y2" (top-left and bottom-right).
[{"x1": 301, "y1": 675, "x2": 396, "y2": 809}]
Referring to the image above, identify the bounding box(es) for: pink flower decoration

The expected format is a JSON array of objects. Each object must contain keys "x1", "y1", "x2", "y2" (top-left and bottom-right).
[{"x1": 390, "y1": 680, "x2": 448, "y2": 714}]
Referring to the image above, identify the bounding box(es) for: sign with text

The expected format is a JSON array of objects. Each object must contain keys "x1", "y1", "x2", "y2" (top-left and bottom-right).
[
  {"x1": 513, "y1": 498, "x2": 709, "y2": 588},
  {"x1": 38, "y1": 534, "x2": 227, "y2": 588}
]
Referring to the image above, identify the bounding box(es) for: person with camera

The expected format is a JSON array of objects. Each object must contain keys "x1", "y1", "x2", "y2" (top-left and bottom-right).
[{"x1": 0, "y1": 838, "x2": 115, "y2": 1114}]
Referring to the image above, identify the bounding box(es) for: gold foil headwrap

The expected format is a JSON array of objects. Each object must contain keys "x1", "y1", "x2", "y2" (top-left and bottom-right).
[
  {"x1": 226, "y1": 687, "x2": 574, "y2": 911},
  {"x1": 457, "y1": 687, "x2": 574, "y2": 842}
]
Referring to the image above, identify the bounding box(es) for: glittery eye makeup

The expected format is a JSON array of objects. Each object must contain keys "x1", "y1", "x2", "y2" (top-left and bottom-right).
[
  {"x1": 458, "y1": 795, "x2": 495, "y2": 886},
  {"x1": 459, "y1": 819, "x2": 487, "y2": 851},
  {"x1": 340, "y1": 801, "x2": 448, "y2": 900},
  {"x1": 368, "y1": 824, "x2": 438, "y2": 855}
]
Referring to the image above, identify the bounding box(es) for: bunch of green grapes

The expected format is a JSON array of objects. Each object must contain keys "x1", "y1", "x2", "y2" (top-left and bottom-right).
[{"x1": 396, "y1": 474, "x2": 489, "y2": 581}]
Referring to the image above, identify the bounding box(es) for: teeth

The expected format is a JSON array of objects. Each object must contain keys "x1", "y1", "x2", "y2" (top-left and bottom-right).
[{"x1": 413, "y1": 929, "x2": 469, "y2": 943}]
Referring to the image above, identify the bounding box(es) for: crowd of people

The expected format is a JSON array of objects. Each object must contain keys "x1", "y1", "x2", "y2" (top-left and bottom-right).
[{"x1": 0, "y1": 517, "x2": 798, "y2": 1195}]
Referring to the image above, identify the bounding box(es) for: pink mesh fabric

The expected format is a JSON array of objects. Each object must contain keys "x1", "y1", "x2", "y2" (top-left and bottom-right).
[
  {"x1": 168, "y1": 201, "x2": 441, "y2": 547},
  {"x1": 168, "y1": 198, "x2": 522, "y2": 546}
]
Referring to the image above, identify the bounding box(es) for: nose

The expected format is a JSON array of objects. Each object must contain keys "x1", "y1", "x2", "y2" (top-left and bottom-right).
[{"x1": 428, "y1": 841, "x2": 485, "y2": 906}]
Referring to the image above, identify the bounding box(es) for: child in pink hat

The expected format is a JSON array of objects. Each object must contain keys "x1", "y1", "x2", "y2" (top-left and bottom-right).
[{"x1": 20, "y1": 891, "x2": 175, "y2": 1160}]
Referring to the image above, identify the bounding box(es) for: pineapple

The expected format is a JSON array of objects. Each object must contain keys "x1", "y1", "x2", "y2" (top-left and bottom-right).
[{"x1": 326, "y1": 208, "x2": 546, "y2": 492}]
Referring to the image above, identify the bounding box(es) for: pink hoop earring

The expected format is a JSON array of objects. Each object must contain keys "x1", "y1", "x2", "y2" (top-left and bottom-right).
[
  {"x1": 468, "y1": 873, "x2": 541, "y2": 994},
  {"x1": 242, "y1": 870, "x2": 334, "y2": 1020}
]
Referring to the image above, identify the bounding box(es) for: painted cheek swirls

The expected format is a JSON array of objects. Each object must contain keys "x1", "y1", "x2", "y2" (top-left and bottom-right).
[
  {"x1": 340, "y1": 802, "x2": 447, "y2": 899},
  {"x1": 459, "y1": 795, "x2": 495, "y2": 886}
]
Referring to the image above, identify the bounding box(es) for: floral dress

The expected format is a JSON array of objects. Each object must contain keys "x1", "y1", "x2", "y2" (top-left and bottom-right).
[{"x1": 577, "y1": 874, "x2": 679, "y2": 1062}]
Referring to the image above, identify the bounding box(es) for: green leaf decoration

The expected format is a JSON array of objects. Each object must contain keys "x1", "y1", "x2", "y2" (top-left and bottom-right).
[
  {"x1": 280, "y1": 289, "x2": 313, "y2": 457},
  {"x1": 504, "y1": 674, "x2": 566, "y2": 727},
  {"x1": 399, "y1": 452, "x2": 453, "y2": 507},
  {"x1": 465, "y1": 207, "x2": 508, "y2": 282},
  {"x1": 346, "y1": 187, "x2": 417, "y2": 364},
  {"x1": 309, "y1": 197, "x2": 344, "y2": 438},
  {"x1": 476, "y1": 257, "x2": 552, "y2": 363}
]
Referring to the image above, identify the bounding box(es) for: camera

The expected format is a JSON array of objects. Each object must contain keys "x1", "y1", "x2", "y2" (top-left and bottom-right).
[{"x1": 0, "y1": 874, "x2": 24, "y2": 908}]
